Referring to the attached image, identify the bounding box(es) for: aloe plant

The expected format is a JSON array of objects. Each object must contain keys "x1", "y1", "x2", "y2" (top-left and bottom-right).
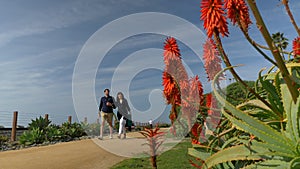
[
  {"x1": 60, "y1": 122, "x2": 86, "y2": 139},
  {"x1": 46, "y1": 124, "x2": 64, "y2": 142},
  {"x1": 140, "y1": 126, "x2": 165, "y2": 169},
  {"x1": 0, "y1": 135, "x2": 9, "y2": 146},
  {"x1": 19, "y1": 127, "x2": 45, "y2": 145},
  {"x1": 188, "y1": 63, "x2": 300, "y2": 169},
  {"x1": 28, "y1": 116, "x2": 51, "y2": 131}
]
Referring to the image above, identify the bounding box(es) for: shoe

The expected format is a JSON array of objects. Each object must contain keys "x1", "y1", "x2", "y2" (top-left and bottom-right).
[
  {"x1": 98, "y1": 136, "x2": 103, "y2": 140},
  {"x1": 109, "y1": 135, "x2": 113, "y2": 139},
  {"x1": 123, "y1": 134, "x2": 126, "y2": 139},
  {"x1": 117, "y1": 135, "x2": 121, "y2": 139}
]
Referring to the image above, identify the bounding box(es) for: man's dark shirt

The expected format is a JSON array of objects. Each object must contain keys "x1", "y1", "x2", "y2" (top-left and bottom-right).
[{"x1": 99, "y1": 95, "x2": 116, "y2": 113}]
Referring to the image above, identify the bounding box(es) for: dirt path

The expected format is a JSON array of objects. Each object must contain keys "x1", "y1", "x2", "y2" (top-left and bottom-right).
[
  {"x1": 0, "y1": 128, "x2": 177, "y2": 169},
  {"x1": 0, "y1": 139, "x2": 126, "y2": 169}
]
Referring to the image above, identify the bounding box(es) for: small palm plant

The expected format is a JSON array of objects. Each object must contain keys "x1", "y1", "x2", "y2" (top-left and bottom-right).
[{"x1": 140, "y1": 126, "x2": 165, "y2": 169}]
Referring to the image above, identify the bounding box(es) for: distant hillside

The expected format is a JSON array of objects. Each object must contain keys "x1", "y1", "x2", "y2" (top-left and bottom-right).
[{"x1": 225, "y1": 81, "x2": 255, "y2": 106}]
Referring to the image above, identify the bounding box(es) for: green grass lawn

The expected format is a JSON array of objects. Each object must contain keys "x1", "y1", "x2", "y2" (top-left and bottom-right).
[{"x1": 111, "y1": 138, "x2": 194, "y2": 169}]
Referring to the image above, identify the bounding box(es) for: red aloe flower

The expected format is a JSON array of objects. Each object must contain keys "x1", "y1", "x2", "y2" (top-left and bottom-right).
[
  {"x1": 224, "y1": 0, "x2": 252, "y2": 31},
  {"x1": 162, "y1": 71, "x2": 181, "y2": 105},
  {"x1": 206, "y1": 93, "x2": 221, "y2": 129},
  {"x1": 200, "y1": 0, "x2": 229, "y2": 37},
  {"x1": 293, "y1": 37, "x2": 300, "y2": 58},
  {"x1": 181, "y1": 76, "x2": 204, "y2": 130},
  {"x1": 163, "y1": 37, "x2": 181, "y2": 64},
  {"x1": 163, "y1": 36, "x2": 190, "y2": 128},
  {"x1": 169, "y1": 111, "x2": 177, "y2": 123},
  {"x1": 191, "y1": 122, "x2": 202, "y2": 145},
  {"x1": 203, "y1": 38, "x2": 224, "y2": 81},
  {"x1": 194, "y1": 75, "x2": 204, "y2": 106},
  {"x1": 165, "y1": 59, "x2": 188, "y2": 83}
]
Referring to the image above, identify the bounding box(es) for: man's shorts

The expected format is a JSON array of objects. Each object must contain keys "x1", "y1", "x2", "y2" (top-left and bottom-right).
[{"x1": 101, "y1": 111, "x2": 113, "y2": 124}]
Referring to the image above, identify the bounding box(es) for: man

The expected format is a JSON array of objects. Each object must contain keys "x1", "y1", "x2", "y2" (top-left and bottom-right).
[{"x1": 98, "y1": 88, "x2": 116, "y2": 139}]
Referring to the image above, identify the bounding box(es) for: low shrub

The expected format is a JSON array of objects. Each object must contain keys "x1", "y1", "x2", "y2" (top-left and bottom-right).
[
  {"x1": 46, "y1": 124, "x2": 64, "y2": 142},
  {"x1": 28, "y1": 116, "x2": 51, "y2": 131},
  {"x1": 19, "y1": 118, "x2": 86, "y2": 146},
  {"x1": 61, "y1": 122, "x2": 86, "y2": 139},
  {"x1": 19, "y1": 128, "x2": 45, "y2": 145},
  {"x1": 0, "y1": 135, "x2": 9, "y2": 145},
  {"x1": 81, "y1": 122, "x2": 100, "y2": 136},
  {"x1": 157, "y1": 123, "x2": 171, "y2": 128}
]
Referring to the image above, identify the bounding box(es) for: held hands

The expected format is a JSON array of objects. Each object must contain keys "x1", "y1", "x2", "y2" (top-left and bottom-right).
[{"x1": 106, "y1": 102, "x2": 112, "y2": 107}]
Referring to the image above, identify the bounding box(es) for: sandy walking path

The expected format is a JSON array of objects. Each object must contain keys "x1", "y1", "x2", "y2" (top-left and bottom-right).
[
  {"x1": 0, "y1": 139, "x2": 126, "y2": 169},
  {"x1": 93, "y1": 132, "x2": 180, "y2": 158},
  {"x1": 0, "y1": 128, "x2": 179, "y2": 169}
]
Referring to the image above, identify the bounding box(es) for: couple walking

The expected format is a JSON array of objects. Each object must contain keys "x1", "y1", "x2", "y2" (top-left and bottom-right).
[{"x1": 98, "y1": 88, "x2": 131, "y2": 140}]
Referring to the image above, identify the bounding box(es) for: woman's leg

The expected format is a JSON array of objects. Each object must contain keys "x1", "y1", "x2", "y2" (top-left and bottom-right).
[
  {"x1": 123, "y1": 119, "x2": 127, "y2": 138},
  {"x1": 118, "y1": 117, "x2": 124, "y2": 135}
]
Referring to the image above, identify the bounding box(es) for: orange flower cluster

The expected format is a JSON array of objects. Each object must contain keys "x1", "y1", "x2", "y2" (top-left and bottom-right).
[
  {"x1": 162, "y1": 37, "x2": 204, "y2": 129},
  {"x1": 200, "y1": 0, "x2": 251, "y2": 37},
  {"x1": 163, "y1": 37, "x2": 181, "y2": 64},
  {"x1": 181, "y1": 76, "x2": 204, "y2": 129},
  {"x1": 190, "y1": 122, "x2": 202, "y2": 145},
  {"x1": 162, "y1": 71, "x2": 181, "y2": 106},
  {"x1": 163, "y1": 37, "x2": 187, "y2": 125},
  {"x1": 293, "y1": 37, "x2": 300, "y2": 58},
  {"x1": 203, "y1": 38, "x2": 223, "y2": 81},
  {"x1": 201, "y1": 0, "x2": 228, "y2": 38},
  {"x1": 162, "y1": 37, "x2": 187, "y2": 108},
  {"x1": 205, "y1": 93, "x2": 221, "y2": 129},
  {"x1": 225, "y1": 0, "x2": 252, "y2": 31}
]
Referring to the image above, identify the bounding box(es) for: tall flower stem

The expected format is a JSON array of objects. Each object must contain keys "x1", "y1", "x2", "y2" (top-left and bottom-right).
[
  {"x1": 237, "y1": 31, "x2": 290, "y2": 56},
  {"x1": 213, "y1": 32, "x2": 278, "y2": 114},
  {"x1": 237, "y1": 22, "x2": 277, "y2": 66},
  {"x1": 247, "y1": 0, "x2": 299, "y2": 103},
  {"x1": 282, "y1": 0, "x2": 300, "y2": 36}
]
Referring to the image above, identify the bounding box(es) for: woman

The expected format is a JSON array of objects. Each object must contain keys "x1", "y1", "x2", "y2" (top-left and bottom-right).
[{"x1": 115, "y1": 92, "x2": 131, "y2": 139}]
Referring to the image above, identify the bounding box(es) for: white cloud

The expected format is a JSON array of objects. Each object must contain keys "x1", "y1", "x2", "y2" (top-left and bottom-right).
[{"x1": 0, "y1": 0, "x2": 149, "y2": 47}]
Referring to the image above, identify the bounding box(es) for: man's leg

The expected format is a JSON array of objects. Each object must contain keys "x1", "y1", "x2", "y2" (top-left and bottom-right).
[
  {"x1": 100, "y1": 120, "x2": 105, "y2": 138},
  {"x1": 99, "y1": 112, "x2": 105, "y2": 139},
  {"x1": 108, "y1": 113, "x2": 113, "y2": 139}
]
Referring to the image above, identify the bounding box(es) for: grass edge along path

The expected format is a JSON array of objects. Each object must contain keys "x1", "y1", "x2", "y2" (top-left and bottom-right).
[{"x1": 111, "y1": 138, "x2": 194, "y2": 169}]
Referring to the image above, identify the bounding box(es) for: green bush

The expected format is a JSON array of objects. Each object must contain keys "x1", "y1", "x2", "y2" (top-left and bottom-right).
[
  {"x1": 19, "y1": 128, "x2": 45, "y2": 145},
  {"x1": 82, "y1": 122, "x2": 100, "y2": 136},
  {"x1": 225, "y1": 81, "x2": 255, "y2": 106},
  {"x1": 114, "y1": 121, "x2": 119, "y2": 131},
  {"x1": 134, "y1": 126, "x2": 143, "y2": 131},
  {"x1": 28, "y1": 116, "x2": 51, "y2": 131},
  {"x1": 19, "y1": 117, "x2": 86, "y2": 145},
  {"x1": 0, "y1": 135, "x2": 9, "y2": 145},
  {"x1": 158, "y1": 123, "x2": 171, "y2": 128},
  {"x1": 61, "y1": 122, "x2": 86, "y2": 139},
  {"x1": 19, "y1": 116, "x2": 51, "y2": 145},
  {"x1": 46, "y1": 124, "x2": 64, "y2": 142}
]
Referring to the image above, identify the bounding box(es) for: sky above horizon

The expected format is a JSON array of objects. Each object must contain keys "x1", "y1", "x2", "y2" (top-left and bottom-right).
[{"x1": 0, "y1": 0, "x2": 300, "y2": 127}]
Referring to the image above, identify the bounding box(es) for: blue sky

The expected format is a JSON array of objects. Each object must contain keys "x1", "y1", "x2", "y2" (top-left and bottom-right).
[{"x1": 0, "y1": 0, "x2": 300, "y2": 126}]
